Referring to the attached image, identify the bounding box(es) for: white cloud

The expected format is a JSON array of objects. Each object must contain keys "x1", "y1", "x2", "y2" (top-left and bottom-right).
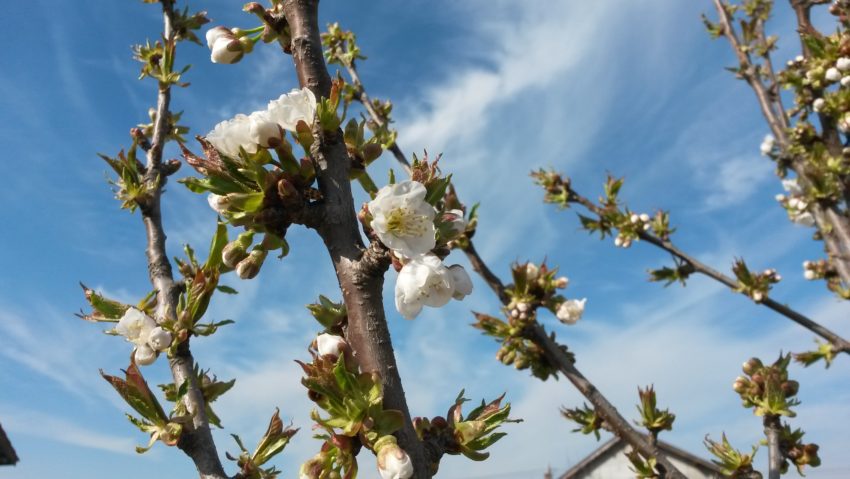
[{"x1": 0, "y1": 403, "x2": 136, "y2": 455}]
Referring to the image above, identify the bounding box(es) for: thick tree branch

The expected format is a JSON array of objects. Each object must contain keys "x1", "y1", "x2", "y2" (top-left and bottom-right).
[
  {"x1": 137, "y1": 1, "x2": 226, "y2": 477},
  {"x1": 281, "y1": 1, "x2": 428, "y2": 477},
  {"x1": 567, "y1": 189, "x2": 850, "y2": 355}
]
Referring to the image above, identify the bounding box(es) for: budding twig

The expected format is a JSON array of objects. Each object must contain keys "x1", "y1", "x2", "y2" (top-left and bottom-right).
[
  {"x1": 138, "y1": 1, "x2": 226, "y2": 477},
  {"x1": 564, "y1": 185, "x2": 850, "y2": 355},
  {"x1": 711, "y1": 0, "x2": 850, "y2": 291}
]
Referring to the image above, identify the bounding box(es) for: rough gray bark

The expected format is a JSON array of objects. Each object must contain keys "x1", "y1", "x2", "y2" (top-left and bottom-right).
[
  {"x1": 763, "y1": 415, "x2": 782, "y2": 479},
  {"x1": 281, "y1": 1, "x2": 429, "y2": 476},
  {"x1": 136, "y1": 1, "x2": 226, "y2": 477}
]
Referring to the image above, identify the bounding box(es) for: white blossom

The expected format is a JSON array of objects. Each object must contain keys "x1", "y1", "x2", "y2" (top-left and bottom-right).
[
  {"x1": 826, "y1": 67, "x2": 842, "y2": 82},
  {"x1": 394, "y1": 254, "x2": 454, "y2": 319},
  {"x1": 205, "y1": 26, "x2": 231, "y2": 50},
  {"x1": 206, "y1": 114, "x2": 257, "y2": 158},
  {"x1": 248, "y1": 110, "x2": 284, "y2": 148},
  {"x1": 842, "y1": 76, "x2": 850, "y2": 87},
  {"x1": 448, "y1": 265, "x2": 473, "y2": 300},
  {"x1": 555, "y1": 276, "x2": 569, "y2": 289},
  {"x1": 795, "y1": 55, "x2": 804, "y2": 63},
  {"x1": 782, "y1": 178, "x2": 803, "y2": 196},
  {"x1": 116, "y1": 308, "x2": 157, "y2": 345},
  {"x1": 148, "y1": 327, "x2": 172, "y2": 352},
  {"x1": 804, "y1": 269, "x2": 816, "y2": 280},
  {"x1": 838, "y1": 57, "x2": 850, "y2": 71},
  {"x1": 760, "y1": 134, "x2": 774, "y2": 156},
  {"x1": 813, "y1": 98, "x2": 825, "y2": 112},
  {"x1": 134, "y1": 344, "x2": 157, "y2": 366},
  {"x1": 639, "y1": 213, "x2": 650, "y2": 223},
  {"x1": 316, "y1": 333, "x2": 347, "y2": 357},
  {"x1": 266, "y1": 88, "x2": 317, "y2": 132},
  {"x1": 369, "y1": 181, "x2": 437, "y2": 257},
  {"x1": 377, "y1": 444, "x2": 413, "y2": 479},
  {"x1": 556, "y1": 298, "x2": 586, "y2": 325}
]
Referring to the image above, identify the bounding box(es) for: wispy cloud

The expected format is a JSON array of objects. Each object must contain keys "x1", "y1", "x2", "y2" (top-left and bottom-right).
[{"x1": 0, "y1": 403, "x2": 136, "y2": 455}]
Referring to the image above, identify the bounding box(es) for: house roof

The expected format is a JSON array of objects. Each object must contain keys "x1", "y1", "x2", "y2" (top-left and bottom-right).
[
  {"x1": 559, "y1": 437, "x2": 721, "y2": 478},
  {"x1": 0, "y1": 424, "x2": 19, "y2": 466}
]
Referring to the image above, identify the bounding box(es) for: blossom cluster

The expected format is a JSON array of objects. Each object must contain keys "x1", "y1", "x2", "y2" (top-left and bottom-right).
[
  {"x1": 205, "y1": 87, "x2": 316, "y2": 159},
  {"x1": 368, "y1": 180, "x2": 473, "y2": 319},
  {"x1": 115, "y1": 308, "x2": 172, "y2": 366},
  {"x1": 775, "y1": 178, "x2": 815, "y2": 227}
]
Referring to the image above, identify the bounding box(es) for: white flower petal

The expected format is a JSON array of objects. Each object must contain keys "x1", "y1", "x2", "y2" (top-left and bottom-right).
[
  {"x1": 267, "y1": 88, "x2": 317, "y2": 132},
  {"x1": 556, "y1": 298, "x2": 586, "y2": 325},
  {"x1": 134, "y1": 344, "x2": 157, "y2": 366},
  {"x1": 116, "y1": 308, "x2": 157, "y2": 344},
  {"x1": 395, "y1": 254, "x2": 454, "y2": 319},
  {"x1": 449, "y1": 265, "x2": 473, "y2": 300},
  {"x1": 147, "y1": 327, "x2": 172, "y2": 352},
  {"x1": 369, "y1": 181, "x2": 437, "y2": 257},
  {"x1": 316, "y1": 334, "x2": 347, "y2": 357}
]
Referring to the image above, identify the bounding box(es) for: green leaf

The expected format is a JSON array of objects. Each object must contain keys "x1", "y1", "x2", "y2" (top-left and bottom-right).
[{"x1": 216, "y1": 285, "x2": 238, "y2": 294}]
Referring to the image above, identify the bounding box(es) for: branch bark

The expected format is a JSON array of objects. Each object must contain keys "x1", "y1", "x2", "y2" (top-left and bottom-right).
[
  {"x1": 763, "y1": 415, "x2": 782, "y2": 479},
  {"x1": 137, "y1": 1, "x2": 226, "y2": 477},
  {"x1": 281, "y1": 1, "x2": 428, "y2": 476}
]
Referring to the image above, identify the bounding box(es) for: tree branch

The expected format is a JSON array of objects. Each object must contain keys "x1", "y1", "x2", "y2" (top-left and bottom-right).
[
  {"x1": 566, "y1": 188, "x2": 850, "y2": 355},
  {"x1": 138, "y1": 1, "x2": 226, "y2": 477},
  {"x1": 345, "y1": 61, "x2": 411, "y2": 174},
  {"x1": 712, "y1": 0, "x2": 850, "y2": 291},
  {"x1": 764, "y1": 415, "x2": 782, "y2": 479},
  {"x1": 281, "y1": 1, "x2": 428, "y2": 477}
]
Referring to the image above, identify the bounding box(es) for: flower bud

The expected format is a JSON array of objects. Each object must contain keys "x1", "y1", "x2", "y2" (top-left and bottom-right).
[
  {"x1": 804, "y1": 269, "x2": 816, "y2": 280},
  {"x1": 742, "y1": 357, "x2": 762, "y2": 375},
  {"x1": 781, "y1": 380, "x2": 799, "y2": 397},
  {"x1": 838, "y1": 57, "x2": 850, "y2": 71},
  {"x1": 134, "y1": 344, "x2": 157, "y2": 366},
  {"x1": 842, "y1": 76, "x2": 850, "y2": 87},
  {"x1": 206, "y1": 26, "x2": 231, "y2": 49},
  {"x1": 222, "y1": 241, "x2": 248, "y2": 269},
  {"x1": 525, "y1": 262, "x2": 539, "y2": 280},
  {"x1": 376, "y1": 438, "x2": 413, "y2": 479},
  {"x1": 639, "y1": 213, "x2": 650, "y2": 223},
  {"x1": 556, "y1": 298, "x2": 586, "y2": 325},
  {"x1": 207, "y1": 193, "x2": 229, "y2": 215},
  {"x1": 443, "y1": 209, "x2": 467, "y2": 236},
  {"x1": 236, "y1": 248, "x2": 267, "y2": 279},
  {"x1": 813, "y1": 98, "x2": 825, "y2": 112},
  {"x1": 316, "y1": 333, "x2": 347, "y2": 357},
  {"x1": 147, "y1": 326, "x2": 173, "y2": 351},
  {"x1": 554, "y1": 276, "x2": 569, "y2": 289},
  {"x1": 449, "y1": 265, "x2": 473, "y2": 300},
  {"x1": 630, "y1": 213, "x2": 639, "y2": 223}
]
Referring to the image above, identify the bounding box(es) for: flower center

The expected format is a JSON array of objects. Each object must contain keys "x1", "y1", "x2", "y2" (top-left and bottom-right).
[{"x1": 386, "y1": 207, "x2": 429, "y2": 238}]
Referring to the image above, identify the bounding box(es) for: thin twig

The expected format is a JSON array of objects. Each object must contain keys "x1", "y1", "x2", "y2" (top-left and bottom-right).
[
  {"x1": 137, "y1": 1, "x2": 226, "y2": 477},
  {"x1": 566, "y1": 188, "x2": 850, "y2": 354},
  {"x1": 346, "y1": 61, "x2": 411, "y2": 174}
]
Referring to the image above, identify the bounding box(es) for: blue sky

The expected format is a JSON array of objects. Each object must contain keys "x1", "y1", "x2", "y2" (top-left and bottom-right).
[{"x1": 1, "y1": 1, "x2": 849, "y2": 478}]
